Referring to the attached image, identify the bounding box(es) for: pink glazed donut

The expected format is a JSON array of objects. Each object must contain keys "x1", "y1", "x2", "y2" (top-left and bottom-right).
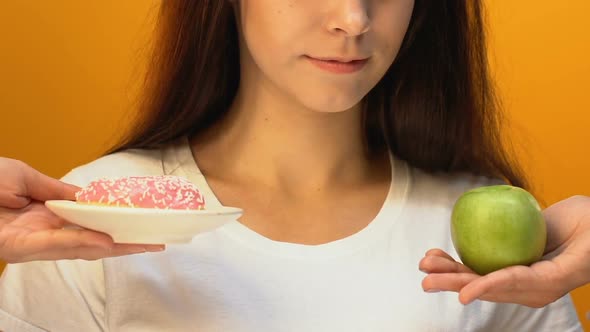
[{"x1": 75, "y1": 175, "x2": 206, "y2": 210}]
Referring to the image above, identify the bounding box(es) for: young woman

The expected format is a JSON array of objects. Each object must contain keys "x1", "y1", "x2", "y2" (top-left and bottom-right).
[{"x1": 0, "y1": 1, "x2": 582, "y2": 331}]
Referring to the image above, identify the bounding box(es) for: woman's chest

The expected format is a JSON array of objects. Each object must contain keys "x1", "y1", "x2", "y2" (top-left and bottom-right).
[{"x1": 101, "y1": 243, "x2": 483, "y2": 331}]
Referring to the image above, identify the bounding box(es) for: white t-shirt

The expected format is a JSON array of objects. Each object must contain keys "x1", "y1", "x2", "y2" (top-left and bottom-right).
[{"x1": 0, "y1": 138, "x2": 582, "y2": 331}]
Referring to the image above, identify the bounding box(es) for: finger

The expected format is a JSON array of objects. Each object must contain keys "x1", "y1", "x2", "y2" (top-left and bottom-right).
[
  {"x1": 459, "y1": 273, "x2": 511, "y2": 304},
  {"x1": 0, "y1": 191, "x2": 31, "y2": 209},
  {"x1": 22, "y1": 165, "x2": 80, "y2": 202},
  {"x1": 422, "y1": 273, "x2": 479, "y2": 293},
  {"x1": 13, "y1": 228, "x2": 118, "y2": 254},
  {"x1": 4, "y1": 211, "x2": 166, "y2": 261},
  {"x1": 541, "y1": 196, "x2": 589, "y2": 253},
  {"x1": 112, "y1": 243, "x2": 166, "y2": 253},
  {"x1": 54, "y1": 230, "x2": 166, "y2": 252},
  {"x1": 20, "y1": 243, "x2": 166, "y2": 262},
  {"x1": 29, "y1": 228, "x2": 164, "y2": 252},
  {"x1": 9, "y1": 232, "x2": 165, "y2": 262},
  {"x1": 118, "y1": 244, "x2": 166, "y2": 252},
  {"x1": 458, "y1": 263, "x2": 562, "y2": 306},
  {"x1": 7, "y1": 202, "x2": 71, "y2": 230},
  {"x1": 458, "y1": 264, "x2": 546, "y2": 305},
  {"x1": 424, "y1": 248, "x2": 456, "y2": 261},
  {"x1": 419, "y1": 255, "x2": 474, "y2": 274}
]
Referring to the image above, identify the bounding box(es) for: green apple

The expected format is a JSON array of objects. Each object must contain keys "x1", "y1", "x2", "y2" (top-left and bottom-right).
[{"x1": 451, "y1": 185, "x2": 547, "y2": 275}]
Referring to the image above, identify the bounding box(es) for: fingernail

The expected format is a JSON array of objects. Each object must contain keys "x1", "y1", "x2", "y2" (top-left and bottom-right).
[
  {"x1": 146, "y1": 246, "x2": 166, "y2": 252},
  {"x1": 129, "y1": 247, "x2": 147, "y2": 254},
  {"x1": 425, "y1": 288, "x2": 441, "y2": 293}
]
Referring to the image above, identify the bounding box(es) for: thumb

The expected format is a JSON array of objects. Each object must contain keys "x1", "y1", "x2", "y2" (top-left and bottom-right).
[{"x1": 23, "y1": 165, "x2": 81, "y2": 202}]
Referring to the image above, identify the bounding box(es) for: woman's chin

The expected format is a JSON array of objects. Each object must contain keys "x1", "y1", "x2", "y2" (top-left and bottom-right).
[{"x1": 299, "y1": 97, "x2": 364, "y2": 114}]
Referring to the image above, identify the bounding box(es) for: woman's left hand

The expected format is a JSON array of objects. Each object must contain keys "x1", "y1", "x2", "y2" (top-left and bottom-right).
[{"x1": 419, "y1": 195, "x2": 590, "y2": 308}]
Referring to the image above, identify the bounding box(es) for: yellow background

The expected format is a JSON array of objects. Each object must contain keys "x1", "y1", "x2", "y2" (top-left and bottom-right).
[{"x1": 1, "y1": 0, "x2": 589, "y2": 328}]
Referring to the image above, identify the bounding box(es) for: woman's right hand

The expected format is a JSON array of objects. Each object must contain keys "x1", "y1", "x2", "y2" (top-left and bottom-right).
[{"x1": 0, "y1": 157, "x2": 164, "y2": 263}]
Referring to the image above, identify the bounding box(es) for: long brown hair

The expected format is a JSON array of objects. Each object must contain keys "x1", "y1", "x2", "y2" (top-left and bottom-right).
[{"x1": 110, "y1": 0, "x2": 528, "y2": 189}]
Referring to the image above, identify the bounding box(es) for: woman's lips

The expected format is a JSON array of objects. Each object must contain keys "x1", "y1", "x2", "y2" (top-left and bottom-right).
[{"x1": 305, "y1": 55, "x2": 369, "y2": 74}]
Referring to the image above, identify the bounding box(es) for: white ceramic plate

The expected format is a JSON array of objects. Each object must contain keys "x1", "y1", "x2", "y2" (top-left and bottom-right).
[{"x1": 45, "y1": 200, "x2": 243, "y2": 244}]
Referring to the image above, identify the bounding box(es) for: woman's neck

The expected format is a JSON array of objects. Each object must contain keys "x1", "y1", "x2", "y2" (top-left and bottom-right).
[{"x1": 191, "y1": 82, "x2": 382, "y2": 193}]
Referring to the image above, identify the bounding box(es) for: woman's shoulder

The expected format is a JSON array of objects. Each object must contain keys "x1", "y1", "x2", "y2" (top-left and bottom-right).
[
  {"x1": 60, "y1": 147, "x2": 166, "y2": 187},
  {"x1": 406, "y1": 165, "x2": 505, "y2": 206}
]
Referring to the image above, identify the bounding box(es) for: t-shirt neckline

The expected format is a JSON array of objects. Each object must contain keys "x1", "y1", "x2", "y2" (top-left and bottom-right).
[{"x1": 163, "y1": 137, "x2": 410, "y2": 259}]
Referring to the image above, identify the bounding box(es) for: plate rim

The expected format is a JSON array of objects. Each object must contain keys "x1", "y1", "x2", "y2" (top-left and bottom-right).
[{"x1": 45, "y1": 200, "x2": 243, "y2": 216}]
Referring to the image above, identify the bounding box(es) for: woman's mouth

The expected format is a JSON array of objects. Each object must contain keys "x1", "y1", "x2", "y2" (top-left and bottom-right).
[{"x1": 305, "y1": 55, "x2": 369, "y2": 74}]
